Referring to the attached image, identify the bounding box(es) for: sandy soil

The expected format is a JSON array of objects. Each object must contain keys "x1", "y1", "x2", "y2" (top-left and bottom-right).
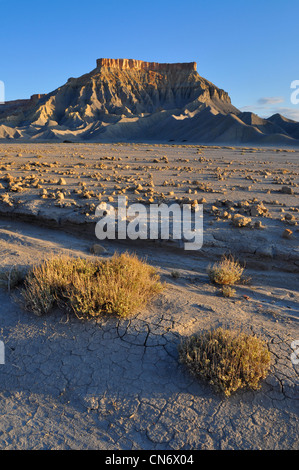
[{"x1": 0, "y1": 142, "x2": 298, "y2": 450}]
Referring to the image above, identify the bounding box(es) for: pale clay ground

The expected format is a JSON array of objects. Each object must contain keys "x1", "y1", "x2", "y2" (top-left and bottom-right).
[{"x1": 0, "y1": 142, "x2": 298, "y2": 450}]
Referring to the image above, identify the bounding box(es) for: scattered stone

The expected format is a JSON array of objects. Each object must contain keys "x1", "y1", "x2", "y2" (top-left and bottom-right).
[
  {"x1": 284, "y1": 214, "x2": 297, "y2": 225},
  {"x1": 250, "y1": 202, "x2": 268, "y2": 217},
  {"x1": 282, "y1": 229, "x2": 293, "y2": 239},
  {"x1": 254, "y1": 220, "x2": 266, "y2": 229},
  {"x1": 280, "y1": 186, "x2": 294, "y2": 195},
  {"x1": 0, "y1": 193, "x2": 13, "y2": 206},
  {"x1": 90, "y1": 244, "x2": 107, "y2": 255},
  {"x1": 232, "y1": 214, "x2": 252, "y2": 228},
  {"x1": 56, "y1": 191, "x2": 65, "y2": 200}
]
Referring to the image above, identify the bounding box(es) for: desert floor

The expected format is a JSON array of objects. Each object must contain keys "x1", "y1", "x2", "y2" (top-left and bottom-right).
[{"x1": 0, "y1": 142, "x2": 298, "y2": 450}]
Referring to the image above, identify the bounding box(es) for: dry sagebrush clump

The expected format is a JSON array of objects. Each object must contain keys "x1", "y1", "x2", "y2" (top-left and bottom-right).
[
  {"x1": 208, "y1": 255, "x2": 244, "y2": 286},
  {"x1": 221, "y1": 285, "x2": 236, "y2": 298},
  {"x1": 21, "y1": 252, "x2": 164, "y2": 318},
  {"x1": 179, "y1": 328, "x2": 271, "y2": 397}
]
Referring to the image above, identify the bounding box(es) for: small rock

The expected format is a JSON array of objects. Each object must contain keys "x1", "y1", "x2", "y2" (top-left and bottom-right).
[
  {"x1": 280, "y1": 186, "x2": 294, "y2": 195},
  {"x1": 250, "y1": 203, "x2": 268, "y2": 217},
  {"x1": 285, "y1": 213, "x2": 295, "y2": 221},
  {"x1": 90, "y1": 244, "x2": 107, "y2": 255},
  {"x1": 232, "y1": 214, "x2": 252, "y2": 227},
  {"x1": 56, "y1": 191, "x2": 65, "y2": 200},
  {"x1": 282, "y1": 229, "x2": 293, "y2": 239},
  {"x1": 254, "y1": 220, "x2": 266, "y2": 229}
]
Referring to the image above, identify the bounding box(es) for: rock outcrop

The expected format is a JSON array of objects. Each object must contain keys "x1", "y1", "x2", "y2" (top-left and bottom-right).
[
  {"x1": 0, "y1": 58, "x2": 298, "y2": 144},
  {"x1": 96, "y1": 58, "x2": 197, "y2": 72}
]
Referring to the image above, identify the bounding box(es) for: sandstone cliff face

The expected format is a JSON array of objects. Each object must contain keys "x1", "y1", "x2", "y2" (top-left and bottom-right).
[{"x1": 96, "y1": 58, "x2": 197, "y2": 72}]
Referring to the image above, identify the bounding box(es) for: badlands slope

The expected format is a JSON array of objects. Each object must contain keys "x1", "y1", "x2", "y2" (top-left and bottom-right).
[{"x1": 0, "y1": 58, "x2": 299, "y2": 145}]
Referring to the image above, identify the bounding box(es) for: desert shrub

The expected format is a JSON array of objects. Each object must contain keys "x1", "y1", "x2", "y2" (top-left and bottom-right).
[
  {"x1": 179, "y1": 327, "x2": 271, "y2": 397},
  {"x1": 221, "y1": 285, "x2": 236, "y2": 298},
  {"x1": 21, "y1": 252, "x2": 164, "y2": 318},
  {"x1": 208, "y1": 255, "x2": 244, "y2": 286}
]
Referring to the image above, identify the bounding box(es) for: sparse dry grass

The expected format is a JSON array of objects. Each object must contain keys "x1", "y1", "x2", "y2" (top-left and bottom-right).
[
  {"x1": 179, "y1": 327, "x2": 271, "y2": 396},
  {"x1": 0, "y1": 266, "x2": 27, "y2": 292},
  {"x1": 21, "y1": 252, "x2": 164, "y2": 318},
  {"x1": 208, "y1": 255, "x2": 244, "y2": 286}
]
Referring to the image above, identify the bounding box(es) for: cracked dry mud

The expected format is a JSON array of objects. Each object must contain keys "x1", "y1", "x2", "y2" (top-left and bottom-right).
[
  {"x1": 0, "y1": 143, "x2": 298, "y2": 449},
  {"x1": 0, "y1": 219, "x2": 298, "y2": 450}
]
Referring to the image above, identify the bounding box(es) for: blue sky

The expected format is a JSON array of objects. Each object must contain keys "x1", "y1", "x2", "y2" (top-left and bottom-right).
[{"x1": 1, "y1": 0, "x2": 299, "y2": 120}]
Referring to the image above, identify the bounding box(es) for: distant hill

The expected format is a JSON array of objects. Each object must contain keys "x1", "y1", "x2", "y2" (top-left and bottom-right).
[{"x1": 0, "y1": 58, "x2": 298, "y2": 145}]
